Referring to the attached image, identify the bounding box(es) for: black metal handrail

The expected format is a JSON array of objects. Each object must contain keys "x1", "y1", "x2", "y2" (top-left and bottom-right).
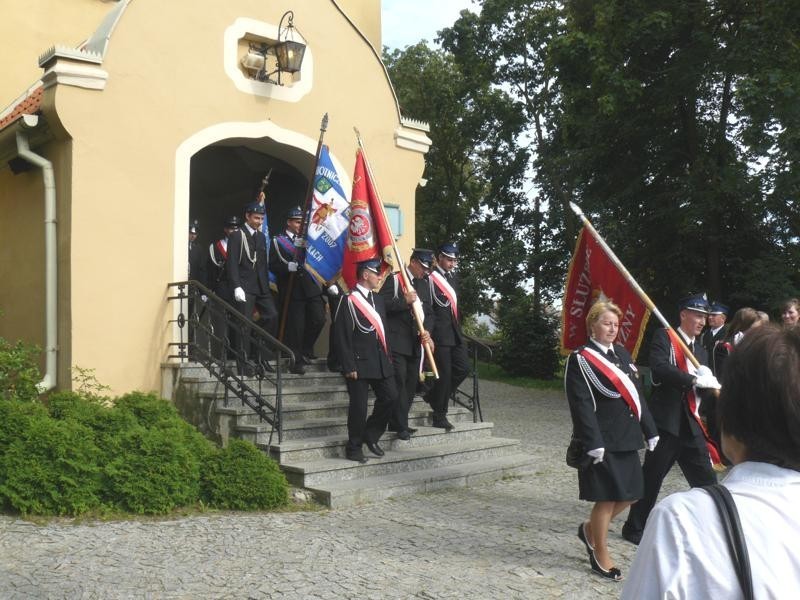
[
  {"x1": 166, "y1": 280, "x2": 296, "y2": 444},
  {"x1": 452, "y1": 333, "x2": 494, "y2": 423}
]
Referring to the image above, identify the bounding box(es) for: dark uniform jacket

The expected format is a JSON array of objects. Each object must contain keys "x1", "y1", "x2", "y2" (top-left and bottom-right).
[
  {"x1": 333, "y1": 288, "x2": 393, "y2": 380},
  {"x1": 703, "y1": 325, "x2": 727, "y2": 375},
  {"x1": 648, "y1": 327, "x2": 712, "y2": 441},
  {"x1": 430, "y1": 267, "x2": 463, "y2": 347},
  {"x1": 205, "y1": 239, "x2": 232, "y2": 298},
  {"x1": 379, "y1": 271, "x2": 435, "y2": 357},
  {"x1": 565, "y1": 341, "x2": 657, "y2": 453},
  {"x1": 226, "y1": 226, "x2": 270, "y2": 296},
  {"x1": 269, "y1": 232, "x2": 323, "y2": 300},
  {"x1": 188, "y1": 240, "x2": 206, "y2": 284}
]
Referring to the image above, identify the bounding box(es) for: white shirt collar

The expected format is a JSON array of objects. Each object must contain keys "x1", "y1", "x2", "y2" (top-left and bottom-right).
[
  {"x1": 355, "y1": 284, "x2": 371, "y2": 298},
  {"x1": 589, "y1": 338, "x2": 614, "y2": 353},
  {"x1": 712, "y1": 325, "x2": 724, "y2": 335},
  {"x1": 245, "y1": 223, "x2": 257, "y2": 236},
  {"x1": 677, "y1": 328, "x2": 695, "y2": 344}
]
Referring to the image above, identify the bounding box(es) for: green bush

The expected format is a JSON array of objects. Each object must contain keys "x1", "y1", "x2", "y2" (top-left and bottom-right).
[
  {"x1": 495, "y1": 292, "x2": 560, "y2": 379},
  {"x1": 105, "y1": 426, "x2": 202, "y2": 514},
  {"x1": 0, "y1": 415, "x2": 103, "y2": 515},
  {"x1": 202, "y1": 439, "x2": 289, "y2": 511},
  {"x1": 0, "y1": 336, "x2": 289, "y2": 517},
  {"x1": 0, "y1": 338, "x2": 40, "y2": 401}
]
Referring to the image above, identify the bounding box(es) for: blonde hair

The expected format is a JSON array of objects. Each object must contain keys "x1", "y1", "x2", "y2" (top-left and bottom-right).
[{"x1": 586, "y1": 300, "x2": 623, "y2": 333}]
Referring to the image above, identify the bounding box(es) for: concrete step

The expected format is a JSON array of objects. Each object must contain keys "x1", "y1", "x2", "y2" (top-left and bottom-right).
[
  {"x1": 281, "y1": 437, "x2": 523, "y2": 487},
  {"x1": 262, "y1": 422, "x2": 496, "y2": 463},
  {"x1": 205, "y1": 386, "x2": 352, "y2": 408},
  {"x1": 309, "y1": 453, "x2": 536, "y2": 508},
  {"x1": 235, "y1": 406, "x2": 475, "y2": 442}
]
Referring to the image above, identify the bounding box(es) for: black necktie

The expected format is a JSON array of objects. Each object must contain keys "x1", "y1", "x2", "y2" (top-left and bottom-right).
[{"x1": 606, "y1": 349, "x2": 616, "y2": 361}]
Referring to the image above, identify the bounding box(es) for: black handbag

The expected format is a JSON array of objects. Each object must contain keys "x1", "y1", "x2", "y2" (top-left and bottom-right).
[
  {"x1": 566, "y1": 436, "x2": 593, "y2": 470},
  {"x1": 704, "y1": 484, "x2": 754, "y2": 600}
]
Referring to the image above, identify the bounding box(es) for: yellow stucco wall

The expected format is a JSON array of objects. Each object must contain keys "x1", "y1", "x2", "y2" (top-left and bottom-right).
[
  {"x1": 0, "y1": 0, "x2": 109, "y2": 109},
  {"x1": 12, "y1": 0, "x2": 425, "y2": 394}
]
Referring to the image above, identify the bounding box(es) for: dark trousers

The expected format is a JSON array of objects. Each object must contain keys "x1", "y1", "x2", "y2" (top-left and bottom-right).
[
  {"x1": 625, "y1": 430, "x2": 717, "y2": 534},
  {"x1": 425, "y1": 342, "x2": 470, "y2": 419},
  {"x1": 234, "y1": 291, "x2": 278, "y2": 366},
  {"x1": 281, "y1": 296, "x2": 326, "y2": 359},
  {"x1": 388, "y1": 352, "x2": 421, "y2": 432},
  {"x1": 345, "y1": 376, "x2": 397, "y2": 452}
]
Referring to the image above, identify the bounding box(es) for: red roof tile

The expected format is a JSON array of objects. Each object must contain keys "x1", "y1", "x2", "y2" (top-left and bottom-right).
[{"x1": 0, "y1": 85, "x2": 44, "y2": 132}]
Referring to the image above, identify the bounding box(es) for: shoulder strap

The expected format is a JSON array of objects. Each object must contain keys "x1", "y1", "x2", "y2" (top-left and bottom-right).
[{"x1": 704, "y1": 484, "x2": 754, "y2": 600}]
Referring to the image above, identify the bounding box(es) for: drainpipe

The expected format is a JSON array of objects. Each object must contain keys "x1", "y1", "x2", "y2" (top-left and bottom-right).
[{"x1": 15, "y1": 115, "x2": 57, "y2": 393}]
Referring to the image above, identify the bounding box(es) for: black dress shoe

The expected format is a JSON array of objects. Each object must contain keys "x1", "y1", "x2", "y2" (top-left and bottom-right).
[
  {"x1": 289, "y1": 363, "x2": 306, "y2": 375},
  {"x1": 432, "y1": 418, "x2": 455, "y2": 431},
  {"x1": 345, "y1": 451, "x2": 367, "y2": 464},
  {"x1": 589, "y1": 549, "x2": 623, "y2": 581},
  {"x1": 260, "y1": 361, "x2": 275, "y2": 373},
  {"x1": 621, "y1": 523, "x2": 642, "y2": 546},
  {"x1": 365, "y1": 441, "x2": 384, "y2": 457},
  {"x1": 396, "y1": 430, "x2": 411, "y2": 441},
  {"x1": 407, "y1": 427, "x2": 418, "y2": 434}
]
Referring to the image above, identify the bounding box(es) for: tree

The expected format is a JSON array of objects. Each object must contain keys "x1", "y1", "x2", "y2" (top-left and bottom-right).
[{"x1": 383, "y1": 43, "x2": 531, "y2": 315}]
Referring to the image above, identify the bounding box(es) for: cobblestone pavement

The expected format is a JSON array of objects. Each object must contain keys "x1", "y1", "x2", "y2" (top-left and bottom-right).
[{"x1": 0, "y1": 380, "x2": 690, "y2": 599}]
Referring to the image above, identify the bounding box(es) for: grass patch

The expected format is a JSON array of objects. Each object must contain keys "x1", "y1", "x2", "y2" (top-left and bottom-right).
[{"x1": 476, "y1": 361, "x2": 563, "y2": 390}]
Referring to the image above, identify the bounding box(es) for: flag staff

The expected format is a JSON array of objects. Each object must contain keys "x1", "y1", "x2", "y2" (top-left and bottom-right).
[
  {"x1": 278, "y1": 113, "x2": 329, "y2": 343},
  {"x1": 354, "y1": 127, "x2": 439, "y2": 380},
  {"x1": 568, "y1": 202, "x2": 700, "y2": 368}
]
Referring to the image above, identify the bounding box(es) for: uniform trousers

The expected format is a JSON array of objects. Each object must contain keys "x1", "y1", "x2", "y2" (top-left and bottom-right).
[
  {"x1": 281, "y1": 296, "x2": 326, "y2": 359},
  {"x1": 234, "y1": 291, "x2": 278, "y2": 367},
  {"x1": 345, "y1": 376, "x2": 397, "y2": 452},
  {"x1": 625, "y1": 429, "x2": 717, "y2": 534},
  {"x1": 388, "y1": 352, "x2": 421, "y2": 432},
  {"x1": 426, "y1": 342, "x2": 470, "y2": 419}
]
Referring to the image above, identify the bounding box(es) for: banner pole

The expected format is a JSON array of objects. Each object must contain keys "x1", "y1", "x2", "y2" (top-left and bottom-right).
[
  {"x1": 354, "y1": 127, "x2": 439, "y2": 379},
  {"x1": 568, "y1": 202, "x2": 700, "y2": 368},
  {"x1": 277, "y1": 113, "x2": 329, "y2": 343}
]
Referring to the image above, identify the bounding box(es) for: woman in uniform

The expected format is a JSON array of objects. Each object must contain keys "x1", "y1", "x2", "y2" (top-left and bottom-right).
[{"x1": 565, "y1": 300, "x2": 658, "y2": 581}]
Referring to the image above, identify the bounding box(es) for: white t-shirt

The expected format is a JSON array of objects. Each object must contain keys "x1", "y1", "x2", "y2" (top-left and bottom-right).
[{"x1": 622, "y1": 461, "x2": 800, "y2": 599}]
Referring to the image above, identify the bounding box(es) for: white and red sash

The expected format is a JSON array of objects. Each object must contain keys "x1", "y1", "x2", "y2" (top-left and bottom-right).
[
  {"x1": 579, "y1": 347, "x2": 641, "y2": 420},
  {"x1": 667, "y1": 330, "x2": 723, "y2": 467},
  {"x1": 215, "y1": 239, "x2": 228, "y2": 260},
  {"x1": 349, "y1": 292, "x2": 389, "y2": 355},
  {"x1": 430, "y1": 271, "x2": 458, "y2": 320}
]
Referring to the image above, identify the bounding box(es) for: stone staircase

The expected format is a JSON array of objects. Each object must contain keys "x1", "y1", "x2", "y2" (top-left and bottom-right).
[{"x1": 168, "y1": 359, "x2": 536, "y2": 508}]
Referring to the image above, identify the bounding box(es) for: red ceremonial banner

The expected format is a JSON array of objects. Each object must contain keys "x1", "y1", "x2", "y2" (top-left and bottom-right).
[
  {"x1": 560, "y1": 226, "x2": 651, "y2": 359},
  {"x1": 341, "y1": 149, "x2": 395, "y2": 289}
]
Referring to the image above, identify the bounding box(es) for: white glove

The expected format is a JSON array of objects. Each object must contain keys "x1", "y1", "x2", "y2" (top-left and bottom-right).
[
  {"x1": 646, "y1": 436, "x2": 660, "y2": 452},
  {"x1": 587, "y1": 448, "x2": 605, "y2": 464},
  {"x1": 200, "y1": 294, "x2": 208, "y2": 303},
  {"x1": 288, "y1": 261, "x2": 298, "y2": 272},
  {"x1": 327, "y1": 284, "x2": 340, "y2": 296},
  {"x1": 695, "y1": 374, "x2": 721, "y2": 390},
  {"x1": 695, "y1": 365, "x2": 713, "y2": 378},
  {"x1": 233, "y1": 287, "x2": 246, "y2": 303}
]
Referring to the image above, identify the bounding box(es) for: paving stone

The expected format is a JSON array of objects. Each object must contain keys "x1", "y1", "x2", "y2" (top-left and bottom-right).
[{"x1": 0, "y1": 379, "x2": 693, "y2": 599}]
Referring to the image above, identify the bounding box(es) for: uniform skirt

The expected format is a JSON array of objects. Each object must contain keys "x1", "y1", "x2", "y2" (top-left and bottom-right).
[{"x1": 578, "y1": 449, "x2": 643, "y2": 502}]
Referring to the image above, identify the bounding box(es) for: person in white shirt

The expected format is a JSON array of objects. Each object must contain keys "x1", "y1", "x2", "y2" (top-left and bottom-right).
[{"x1": 623, "y1": 324, "x2": 800, "y2": 598}]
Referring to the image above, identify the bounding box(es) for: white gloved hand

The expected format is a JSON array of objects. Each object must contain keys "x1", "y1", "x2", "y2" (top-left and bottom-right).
[
  {"x1": 695, "y1": 365, "x2": 713, "y2": 378},
  {"x1": 200, "y1": 294, "x2": 208, "y2": 303},
  {"x1": 233, "y1": 287, "x2": 246, "y2": 303},
  {"x1": 288, "y1": 261, "x2": 298, "y2": 272},
  {"x1": 646, "y1": 436, "x2": 660, "y2": 452},
  {"x1": 587, "y1": 448, "x2": 605, "y2": 464},
  {"x1": 327, "y1": 284, "x2": 340, "y2": 296},
  {"x1": 695, "y1": 374, "x2": 721, "y2": 390}
]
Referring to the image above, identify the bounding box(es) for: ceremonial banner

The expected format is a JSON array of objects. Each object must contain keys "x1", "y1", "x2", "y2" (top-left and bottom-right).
[
  {"x1": 303, "y1": 145, "x2": 351, "y2": 286},
  {"x1": 341, "y1": 149, "x2": 395, "y2": 289},
  {"x1": 561, "y1": 226, "x2": 650, "y2": 359}
]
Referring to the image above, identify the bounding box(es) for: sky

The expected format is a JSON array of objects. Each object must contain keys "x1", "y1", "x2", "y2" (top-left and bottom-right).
[{"x1": 381, "y1": 0, "x2": 479, "y2": 51}]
